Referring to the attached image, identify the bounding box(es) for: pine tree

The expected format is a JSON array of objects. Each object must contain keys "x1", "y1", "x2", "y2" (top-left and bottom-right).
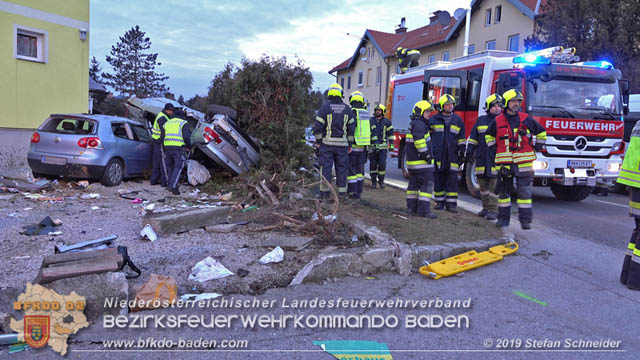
[
  {"x1": 525, "y1": 0, "x2": 640, "y2": 91},
  {"x1": 89, "y1": 56, "x2": 102, "y2": 83},
  {"x1": 102, "y1": 25, "x2": 169, "y2": 97}
]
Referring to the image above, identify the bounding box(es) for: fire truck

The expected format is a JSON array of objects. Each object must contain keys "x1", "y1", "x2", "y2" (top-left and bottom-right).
[{"x1": 386, "y1": 47, "x2": 630, "y2": 201}]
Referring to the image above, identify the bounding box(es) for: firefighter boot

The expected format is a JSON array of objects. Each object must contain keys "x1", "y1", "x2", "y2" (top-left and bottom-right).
[
  {"x1": 477, "y1": 209, "x2": 488, "y2": 217},
  {"x1": 371, "y1": 173, "x2": 377, "y2": 189},
  {"x1": 626, "y1": 231, "x2": 640, "y2": 291},
  {"x1": 378, "y1": 175, "x2": 386, "y2": 189},
  {"x1": 620, "y1": 229, "x2": 637, "y2": 285},
  {"x1": 486, "y1": 212, "x2": 498, "y2": 221},
  {"x1": 434, "y1": 202, "x2": 445, "y2": 211},
  {"x1": 496, "y1": 206, "x2": 510, "y2": 228},
  {"x1": 446, "y1": 204, "x2": 458, "y2": 214}
]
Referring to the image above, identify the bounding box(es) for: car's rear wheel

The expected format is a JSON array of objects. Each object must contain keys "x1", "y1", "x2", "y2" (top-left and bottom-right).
[{"x1": 101, "y1": 158, "x2": 124, "y2": 186}]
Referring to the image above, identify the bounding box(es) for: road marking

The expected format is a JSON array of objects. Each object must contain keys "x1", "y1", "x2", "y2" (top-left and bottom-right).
[
  {"x1": 593, "y1": 200, "x2": 627, "y2": 208},
  {"x1": 514, "y1": 290, "x2": 547, "y2": 306}
]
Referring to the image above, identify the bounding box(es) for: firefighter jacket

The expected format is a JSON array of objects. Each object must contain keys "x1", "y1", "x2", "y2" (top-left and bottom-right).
[
  {"x1": 313, "y1": 99, "x2": 356, "y2": 147},
  {"x1": 352, "y1": 107, "x2": 371, "y2": 150},
  {"x1": 618, "y1": 121, "x2": 640, "y2": 189},
  {"x1": 428, "y1": 112, "x2": 466, "y2": 171},
  {"x1": 371, "y1": 116, "x2": 394, "y2": 150},
  {"x1": 485, "y1": 111, "x2": 546, "y2": 174},
  {"x1": 406, "y1": 115, "x2": 434, "y2": 170},
  {"x1": 467, "y1": 114, "x2": 498, "y2": 177}
]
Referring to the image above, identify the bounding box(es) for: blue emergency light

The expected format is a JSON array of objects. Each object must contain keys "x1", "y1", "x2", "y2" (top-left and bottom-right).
[
  {"x1": 581, "y1": 60, "x2": 614, "y2": 69},
  {"x1": 513, "y1": 53, "x2": 551, "y2": 65}
]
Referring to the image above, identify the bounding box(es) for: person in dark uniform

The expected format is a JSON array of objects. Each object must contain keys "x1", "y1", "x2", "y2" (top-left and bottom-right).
[
  {"x1": 369, "y1": 104, "x2": 394, "y2": 189},
  {"x1": 150, "y1": 103, "x2": 174, "y2": 186},
  {"x1": 162, "y1": 109, "x2": 192, "y2": 195},
  {"x1": 405, "y1": 100, "x2": 436, "y2": 218}
]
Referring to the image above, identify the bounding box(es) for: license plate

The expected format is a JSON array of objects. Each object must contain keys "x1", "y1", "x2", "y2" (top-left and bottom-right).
[
  {"x1": 567, "y1": 160, "x2": 592, "y2": 168},
  {"x1": 42, "y1": 155, "x2": 66, "y2": 165}
]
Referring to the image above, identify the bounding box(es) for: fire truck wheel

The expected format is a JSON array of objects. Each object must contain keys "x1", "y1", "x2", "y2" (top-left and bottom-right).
[
  {"x1": 465, "y1": 160, "x2": 481, "y2": 199},
  {"x1": 550, "y1": 184, "x2": 593, "y2": 201}
]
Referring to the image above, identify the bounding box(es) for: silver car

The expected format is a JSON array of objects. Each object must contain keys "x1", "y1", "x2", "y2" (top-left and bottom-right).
[{"x1": 27, "y1": 114, "x2": 152, "y2": 186}]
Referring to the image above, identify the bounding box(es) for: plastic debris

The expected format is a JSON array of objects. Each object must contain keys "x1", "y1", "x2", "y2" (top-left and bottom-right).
[
  {"x1": 145, "y1": 203, "x2": 156, "y2": 211},
  {"x1": 140, "y1": 224, "x2": 158, "y2": 242},
  {"x1": 311, "y1": 212, "x2": 337, "y2": 223},
  {"x1": 241, "y1": 205, "x2": 258, "y2": 213},
  {"x1": 180, "y1": 293, "x2": 222, "y2": 301},
  {"x1": 187, "y1": 160, "x2": 211, "y2": 186},
  {"x1": 81, "y1": 193, "x2": 100, "y2": 199},
  {"x1": 188, "y1": 257, "x2": 234, "y2": 282},
  {"x1": 22, "y1": 207, "x2": 32, "y2": 211},
  {"x1": 21, "y1": 216, "x2": 60, "y2": 236},
  {"x1": 131, "y1": 198, "x2": 143, "y2": 204},
  {"x1": 47, "y1": 231, "x2": 63, "y2": 236},
  {"x1": 188, "y1": 189, "x2": 201, "y2": 197},
  {"x1": 351, "y1": 235, "x2": 358, "y2": 243},
  {"x1": 219, "y1": 192, "x2": 233, "y2": 201},
  {"x1": 91, "y1": 206, "x2": 100, "y2": 210},
  {"x1": 259, "y1": 246, "x2": 284, "y2": 264}
]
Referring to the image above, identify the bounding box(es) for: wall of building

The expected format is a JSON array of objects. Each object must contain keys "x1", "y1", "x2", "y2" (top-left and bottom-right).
[
  {"x1": 0, "y1": 0, "x2": 90, "y2": 129},
  {"x1": 454, "y1": 0, "x2": 533, "y2": 56},
  {"x1": 336, "y1": 43, "x2": 391, "y2": 108}
]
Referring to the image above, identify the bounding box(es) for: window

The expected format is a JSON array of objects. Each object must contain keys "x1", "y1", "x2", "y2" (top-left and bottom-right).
[
  {"x1": 508, "y1": 34, "x2": 520, "y2": 52},
  {"x1": 347, "y1": 75, "x2": 351, "y2": 89},
  {"x1": 486, "y1": 40, "x2": 496, "y2": 50},
  {"x1": 442, "y1": 51, "x2": 450, "y2": 61},
  {"x1": 358, "y1": 71, "x2": 363, "y2": 87},
  {"x1": 426, "y1": 76, "x2": 463, "y2": 109},
  {"x1": 468, "y1": 44, "x2": 475, "y2": 54},
  {"x1": 495, "y1": 5, "x2": 502, "y2": 23},
  {"x1": 376, "y1": 66, "x2": 382, "y2": 85},
  {"x1": 485, "y1": 9, "x2": 491, "y2": 26},
  {"x1": 112, "y1": 123, "x2": 131, "y2": 140},
  {"x1": 371, "y1": 47, "x2": 375, "y2": 58},
  {"x1": 130, "y1": 124, "x2": 151, "y2": 142},
  {"x1": 366, "y1": 68, "x2": 371, "y2": 87},
  {"x1": 45, "y1": 118, "x2": 95, "y2": 134},
  {"x1": 14, "y1": 25, "x2": 48, "y2": 63},
  {"x1": 340, "y1": 77, "x2": 345, "y2": 89},
  {"x1": 428, "y1": 55, "x2": 436, "y2": 64}
]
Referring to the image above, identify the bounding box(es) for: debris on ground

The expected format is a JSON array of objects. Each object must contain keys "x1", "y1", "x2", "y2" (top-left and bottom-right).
[
  {"x1": 131, "y1": 274, "x2": 177, "y2": 311},
  {"x1": 140, "y1": 224, "x2": 158, "y2": 242},
  {"x1": 237, "y1": 268, "x2": 250, "y2": 278},
  {"x1": 259, "y1": 246, "x2": 284, "y2": 264},
  {"x1": 20, "y1": 216, "x2": 60, "y2": 236},
  {"x1": 180, "y1": 293, "x2": 222, "y2": 301},
  {"x1": 33, "y1": 247, "x2": 125, "y2": 284},
  {"x1": 188, "y1": 257, "x2": 234, "y2": 282},
  {"x1": 54, "y1": 235, "x2": 117, "y2": 253},
  {"x1": 80, "y1": 193, "x2": 101, "y2": 199},
  {"x1": 187, "y1": 160, "x2": 211, "y2": 186}
]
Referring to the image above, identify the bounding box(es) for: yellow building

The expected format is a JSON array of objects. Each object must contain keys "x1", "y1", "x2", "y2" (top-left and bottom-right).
[{"x1": 0, "y1": 0, "x2": 90, "y2": 129}]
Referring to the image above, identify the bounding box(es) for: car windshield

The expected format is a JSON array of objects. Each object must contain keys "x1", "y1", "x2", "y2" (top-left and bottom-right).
[
  {"x1": 40, "y1": 117, "x2": 96, "y2": 134},
  {"x1": 526, "y1": 77, "x2": 621, "y2": 119}
]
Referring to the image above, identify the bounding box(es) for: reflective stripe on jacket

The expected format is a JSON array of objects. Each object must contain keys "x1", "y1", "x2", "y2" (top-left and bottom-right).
[{"x1": 152, "y1": 112, "x2": 170, "y2": 140}]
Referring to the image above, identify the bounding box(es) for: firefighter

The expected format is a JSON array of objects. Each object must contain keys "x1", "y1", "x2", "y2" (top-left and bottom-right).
[
  {"x1": 429, "y1": 94, "x2": 466, "y2": 213},
  {"x1": 616, "y1": 120, "x2": 640, "y2": 291},
  {"x1": 485, "y1": 89, "x2": 547, "y2": 229},
  {"x1": 150, "y1": 103, "x2": 174, "y2": 186},
  {"x1": 396, "y1": 47, "x2": 420, "y2": 73},
  {"x1": 347, "y1": 91, "x2": 371, "y2": 199},
  {"x1": 466, "y1": 94, "x2": 502, "y2": 220},
  {"x1": 162, "y1": 109, "x2": 192, "y2": 195},
  {"x1": 369, "y1": 104, "x2": 394, "y2": 189},
  {"x1": 313, "y1": 83, "x2": 355, "y2": 199},
  {"x1": 405, "y1": 100, "x2": 437, "y2": 218}
]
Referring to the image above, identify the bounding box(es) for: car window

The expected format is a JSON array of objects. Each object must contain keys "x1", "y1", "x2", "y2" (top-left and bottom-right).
[
  {"x1": 112, "y1": 123, "x2": 132, "y2": 140},
  {"x1": 41, "y1": 118, "x2": 97, "y2": 134},
  {"x1": 130, "y1": 124, "x2": 151, "y2": 142}
]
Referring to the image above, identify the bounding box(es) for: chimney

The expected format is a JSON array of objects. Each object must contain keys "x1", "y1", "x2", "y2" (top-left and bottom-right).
[
  {"x1": 395, "y1": 17, "x2": 407, "y2": 34},
  {"x1": 430, "y1": 11, "x2": 442, "y2": 25}
]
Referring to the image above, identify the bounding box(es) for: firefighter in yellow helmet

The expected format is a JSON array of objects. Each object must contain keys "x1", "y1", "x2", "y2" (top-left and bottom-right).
[
  {"x1": 347, "y1": 91, "x2": 371, "y2": 199},
  {"x1": 466, "y1": 94, "x2": 503, "y2": 221},
  {"x1": 405, "y1": 100, "x2": 437, "y2": 218},
  {"x1": 429, "y1": 94, "x2": 465, "y2": 213},
  {"x1": 369, "y1": 104, "x2": 394, "y2": 188},
  {"x1": 485, "y1": 89, "x2": 547, "y2": 229},
  {"x1": 313, "y1": 83, "x2": 355, "y2": 198}
]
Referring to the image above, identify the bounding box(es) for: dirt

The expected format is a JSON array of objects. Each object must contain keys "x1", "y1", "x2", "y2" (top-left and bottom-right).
[{"x1": 341, "y1": 179, "x2": 502, "y2": 245}]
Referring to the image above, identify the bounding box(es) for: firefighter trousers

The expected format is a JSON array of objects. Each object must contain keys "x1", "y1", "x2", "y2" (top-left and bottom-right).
[
  {"x1": 150, "y1": 142, "x2": 167, "y2": 186},
  {"x1": 406, "y1": 168, "x2": 434, "y2": 216},
  {"x1": 347, "y1": 150, "x2": 366, "y2": 198},
  {"x1": 318, "y1": 144, "x2": 348, "y2": 197},
  {"x1": 369, "y1": 149, "x2": 387, "y2": 185},
  {"x1": 477, "y1": 177, "x2": 498, "y2": 213},
  {"x1": 621, "y1": 188, "x2": 640, "y2": 290},
  {"x1": 434, "y1": 167, "x2": 458, "y2": 210},
  {"x1": 497, "y1": 175, "x2": 532, "y2": 225}
]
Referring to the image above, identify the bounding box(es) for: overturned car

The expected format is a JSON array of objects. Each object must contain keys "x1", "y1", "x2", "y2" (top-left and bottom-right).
[{"x1": 125, "y1": 97, "x2": 259, "y2": 175}]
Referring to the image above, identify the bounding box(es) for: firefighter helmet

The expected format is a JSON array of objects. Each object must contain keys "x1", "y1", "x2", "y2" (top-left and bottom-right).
[
  {"x1": 327, "y1": 83, "x2": 343, "y2": 98},
  {"x1": 503, "y1": 89, "x2": 524, "y2": 106},
  {"x1": 412, "y1": 100, "x2": 432, "y2": 117},
  {"x1": 484, "y1": 93, "x2": 504, "y2": 110},
  {"x1": 438, "y1": 94, "x2": 456, "y2": 109},
  {"x1": 374, "y1": 104, "x2": 386, "y2": 114},
  {"x1": 349, "y1": 91, "x2": 365, "y2": 105}
]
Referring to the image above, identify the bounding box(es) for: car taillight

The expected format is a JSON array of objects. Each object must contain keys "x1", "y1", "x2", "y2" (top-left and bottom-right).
[
  {"x1": 203, "y1": 127, "x2": 222, "y2": 144},
  {"x1": 31, "y1": 132, "x2": 40, "y2": 143},
  {"x1": 609, "y1": 141, "x2": 625, "y2": 155},
  {"x1": 78, "y1": 137, "x2": 104, "y2": 149}
]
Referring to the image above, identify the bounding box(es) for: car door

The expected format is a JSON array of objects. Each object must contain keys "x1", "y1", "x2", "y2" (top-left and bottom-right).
[
  {"x1": 110, "y1": 122, "x2": 140, "y2": 176},
  {"x1": 127, "y1": 123, "x2": 153, "y2": 173}
]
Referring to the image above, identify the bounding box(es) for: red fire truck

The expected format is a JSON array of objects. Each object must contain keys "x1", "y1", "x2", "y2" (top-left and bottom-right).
[{"x1": 386, "y1": 47, "x2": 629, "y2": 201}]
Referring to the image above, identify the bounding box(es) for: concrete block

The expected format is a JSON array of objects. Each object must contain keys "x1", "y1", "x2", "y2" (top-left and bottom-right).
[
  {"x1": 144, "y1": 206, "x2": 230, "y2": 235},
  {"x1": 393, "y1": 245, "x2": 413, "y2": 276},
  {"x1": 349, "y1": 220, "x2": 394, "y2": 246},
  {"x1": 441, "y1": 242, "x2": 468, "y2": 257},
  {"x1": 361, "y1": 248, "x2": 394, "y2": 271},
  {"x1": 205, "y1": 224, "x2": 237, "y2": 233},
  {"x1": 289, "y1": 252, "x2": 355, "y2": 285},
  {"x1": 411, "y1": 245, "x2": 443, "y2": 267}
]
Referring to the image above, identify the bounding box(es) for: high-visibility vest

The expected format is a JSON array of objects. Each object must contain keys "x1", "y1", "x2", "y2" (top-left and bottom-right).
[
  {"x1": 163, "y1": 118, "x2": 187, "y2": 147},
  {"x1": 353, "y1": 108, "x2": 371, "y2": 146},
  {"x1": 151, "y1": 112, "x2": 170, "y2": 140},
  {"x1": 618, "y1": 121, "x2": 640, "y2": 188},
  {"x1": 494, "y1": 112, "x2": 536, "y2": 165}
]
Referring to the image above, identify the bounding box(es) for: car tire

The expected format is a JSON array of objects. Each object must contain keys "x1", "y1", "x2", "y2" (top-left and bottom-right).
[
  {"x1": 465, "y1": 160, "x2": 481, "y2": 199},
  {"x1": 101, "y1": 158, "x2": 124, "y2": 187},
  {"x1": 550, "y1": 183, "x2": 592, "y2": 201}
]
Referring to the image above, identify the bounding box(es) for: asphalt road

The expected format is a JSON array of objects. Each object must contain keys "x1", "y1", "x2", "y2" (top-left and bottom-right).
[{"x1": 382, "y1": 154, "x2": 634, "y2": 251}]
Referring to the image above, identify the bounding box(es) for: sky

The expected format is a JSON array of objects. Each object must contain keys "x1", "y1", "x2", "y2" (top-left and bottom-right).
[{"x1": 90, "y1": 0, "x2": 472, "y2": 99}]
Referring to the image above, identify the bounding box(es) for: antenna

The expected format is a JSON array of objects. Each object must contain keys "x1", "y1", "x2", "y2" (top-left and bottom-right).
[
  {"x1": 453, "y1": 8, "x2": 466, "y2": 20},
  {"x1": 437, "y1": 11, "x2": 451, "y2": 25}
]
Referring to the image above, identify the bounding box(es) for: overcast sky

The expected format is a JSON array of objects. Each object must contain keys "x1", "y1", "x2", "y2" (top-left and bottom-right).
[{"x1": 90, "y1": 0, "x2": 471, "y2": 99}]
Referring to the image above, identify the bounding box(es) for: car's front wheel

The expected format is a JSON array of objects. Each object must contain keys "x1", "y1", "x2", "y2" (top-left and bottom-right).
[{"x1": 101, "y1": 158, "x2": 124, "y2": 186}]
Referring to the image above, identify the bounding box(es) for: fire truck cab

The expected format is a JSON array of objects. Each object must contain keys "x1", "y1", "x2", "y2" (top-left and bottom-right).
[{"x1": 387, "y1": 47, "x2": 629, "y2": 201}]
